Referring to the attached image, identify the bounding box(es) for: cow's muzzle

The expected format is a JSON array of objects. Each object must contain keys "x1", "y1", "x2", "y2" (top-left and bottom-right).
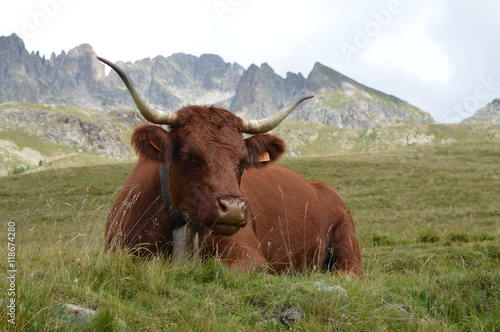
[{"x1": 211, "y1": 195, "x2": 247, "y2": 236}]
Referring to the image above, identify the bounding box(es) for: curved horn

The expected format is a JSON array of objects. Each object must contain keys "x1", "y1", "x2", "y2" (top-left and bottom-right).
[
  {"x1": 240, "y1": 95, "x2": 314, "y2": 134},
  {"x1": 97, "y1": 56, "x2": 178, "y2": 125}
]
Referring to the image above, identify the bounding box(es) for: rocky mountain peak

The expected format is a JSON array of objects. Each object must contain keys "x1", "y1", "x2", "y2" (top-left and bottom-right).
[
  {"x1": 0, "y1": 33, "x2": 26, "y2": 57},
  {"x1": 67, "y1": 43, "x2": 94, "y2": 56},
  {"x1": 306, "y1": 62, "x2": 351, "y2": 91},
  {"x1": 259, "y1": 62, "x2": 275, "y2": 73},
  {"x1": 0, "y1": 33, "x2": 436, "y2": 129},
  {"x1": 230, "y1": 62, "x2": 305, "y2": 119},
  {"x1": 55, "y1": 43, "x2": 104, "y2": 80}
]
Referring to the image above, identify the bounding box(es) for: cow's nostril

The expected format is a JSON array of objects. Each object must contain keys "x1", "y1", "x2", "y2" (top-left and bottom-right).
[{"x1": 219, "y1": 201, "x2": 228, "y2": 213}]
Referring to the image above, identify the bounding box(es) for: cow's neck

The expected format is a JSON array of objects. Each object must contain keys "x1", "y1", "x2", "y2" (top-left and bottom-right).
[
  {"x1": 159, "y1": 163, "x2": 186, "y2": 227},
  {"x1": 159, "y1": 164, "x2": 200, "y2": 259}
]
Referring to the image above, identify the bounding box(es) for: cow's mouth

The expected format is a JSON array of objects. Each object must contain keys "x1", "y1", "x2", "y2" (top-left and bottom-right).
[
  {"x1": 210, "y1": 221, "x2": 246, "y2": 236},
  {"x1": 181, "y1": 212, "x2": 246, "y2": 236}
]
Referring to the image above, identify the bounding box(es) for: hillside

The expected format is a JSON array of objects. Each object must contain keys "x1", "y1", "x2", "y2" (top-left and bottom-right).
[
  {"x1": 1, "y1": 102, "x2": 499, "y2": 176},
  {"x1": 0, "y1": 33, "x2": 434, "y2": 130},
  {"x1": 0, "y1": 103, "x2": 139, "y2": 176},
  {"x1": 465, "y1": 98, "x2": 500, "y2": 123}
]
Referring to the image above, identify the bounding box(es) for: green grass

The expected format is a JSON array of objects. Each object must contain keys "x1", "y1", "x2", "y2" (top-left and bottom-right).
[
  {"x1": 0, "y1": 129, "x2": 76, "y2": 158},
  {"x1": 0, "y1": 140, "x2": 499, "y2": 331},
  {"x1": 271, "y1": 121, "x2": 500, "y2": 157},
  {"x1": 0, "y1": 102, "x2": 103, "y2": 124}
]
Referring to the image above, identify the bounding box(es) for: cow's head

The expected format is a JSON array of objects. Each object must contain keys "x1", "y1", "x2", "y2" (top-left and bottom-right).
[{"x1": 98, "y1": 57, "x2": 312, "y2": 236}]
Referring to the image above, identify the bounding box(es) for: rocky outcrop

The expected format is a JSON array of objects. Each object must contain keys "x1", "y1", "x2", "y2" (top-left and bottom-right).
[
  {"x1": 1, "y1": 103, "x2": 131, "y2": 159},
  {"x1": 0, "y1": 33, "x2": 435, "y2": 130},
  {"x1": 465, "y1": 98, "x2": 500, "y2": 123}
]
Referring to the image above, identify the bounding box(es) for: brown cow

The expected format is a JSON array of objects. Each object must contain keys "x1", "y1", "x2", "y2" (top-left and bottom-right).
[{"x1": 99, "y1": 56, "x2": 363, "y2": 277}]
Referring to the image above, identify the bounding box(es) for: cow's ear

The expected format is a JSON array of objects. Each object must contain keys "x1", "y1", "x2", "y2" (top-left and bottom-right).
[
  {"x1": 244, "y1": 134, "x2": 286, "y2": 168},
  {"x1": 131, "y1": 125, "x2": 172, "y2": 163}
]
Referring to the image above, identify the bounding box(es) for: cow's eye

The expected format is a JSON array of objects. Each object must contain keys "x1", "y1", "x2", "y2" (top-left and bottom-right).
[
  {"x1": 183, "y1": 154, "x2": 203, "y2": 168},
  {"x1": 237, "y1": 165, "x2": 244, "y2": 177}
]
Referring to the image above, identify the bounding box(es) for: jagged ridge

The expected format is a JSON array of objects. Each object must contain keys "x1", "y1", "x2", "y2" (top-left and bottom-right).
[{"x1": 0, "y1": 33, "x2": 434, "y2": 130}]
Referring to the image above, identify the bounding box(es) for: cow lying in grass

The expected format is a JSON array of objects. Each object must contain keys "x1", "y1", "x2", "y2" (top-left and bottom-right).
[{"x1": 99, "y1": 56, "x2": 363, "y2": 277}]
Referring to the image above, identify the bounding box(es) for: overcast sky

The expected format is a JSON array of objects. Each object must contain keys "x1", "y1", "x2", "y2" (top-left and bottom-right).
[{"x1": 2, "y1": 0, "x2": 499, "y2": 123}]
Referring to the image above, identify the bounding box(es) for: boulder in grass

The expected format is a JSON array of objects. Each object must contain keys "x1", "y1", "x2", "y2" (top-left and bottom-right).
[{"x1": 51, "y1": 303, "x2": 127, "y2": 331}]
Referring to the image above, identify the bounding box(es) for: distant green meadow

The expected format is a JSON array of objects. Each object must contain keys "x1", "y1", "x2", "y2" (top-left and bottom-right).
[{"x1": 1, "y1": 140, "x2": 499, "y2": 331}]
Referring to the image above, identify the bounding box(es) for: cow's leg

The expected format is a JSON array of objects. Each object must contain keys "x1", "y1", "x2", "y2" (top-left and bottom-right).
[
  {"x1": 312, "y1": 182, "x2": 364, "y2": 277},
  {"x1": 329, "y1": 210, "x2": 364, "y2": 277},
  {"x1": 204, "y1": 230, "x2": 269, "y2": 272}
]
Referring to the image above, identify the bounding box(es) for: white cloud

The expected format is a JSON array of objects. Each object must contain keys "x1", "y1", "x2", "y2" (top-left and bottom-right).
[{"x1": 361, "y1": 28, "x2": 454, "y2": 85}]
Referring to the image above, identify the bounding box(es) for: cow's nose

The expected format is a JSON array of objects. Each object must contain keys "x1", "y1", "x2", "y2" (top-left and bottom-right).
[{"x1": 217, "y1": 195, "x2": 247, "y2": 225}]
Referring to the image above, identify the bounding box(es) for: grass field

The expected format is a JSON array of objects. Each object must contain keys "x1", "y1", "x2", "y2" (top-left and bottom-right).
[{"x1": 1, "y1": 140, "x2": 499, "y2": 331}]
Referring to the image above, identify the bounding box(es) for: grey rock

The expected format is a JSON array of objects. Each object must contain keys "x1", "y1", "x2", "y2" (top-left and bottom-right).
[
  {"x1": 52, "y1": 303, "x2": 98, "y2": 328},
  {"x1": 280, "y1": 306, "x2": 304, "y2": 328},
  {"x1": 51, "y1": 303, "x2": 127, "y2": 331},
  {"x1": 312, "y1": 282, "x2": 348, "y2": 297}
]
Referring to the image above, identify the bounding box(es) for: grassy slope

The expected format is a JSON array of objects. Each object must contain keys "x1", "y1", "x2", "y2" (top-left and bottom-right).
[
  {"x1": 271, "y1": 121, "x2": 500, "y2": 156},
  {"x1": 0, "y1": 141, "x2": 499, "y2": 331}
]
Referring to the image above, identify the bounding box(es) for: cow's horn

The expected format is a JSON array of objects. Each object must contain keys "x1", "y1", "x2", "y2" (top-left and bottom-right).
[
  {"x1": 240, "y1": 95, "x2": 314, "y2": 134},
  {"x1": 97, "y1": 56, "x2": 179, "y2": 125}
]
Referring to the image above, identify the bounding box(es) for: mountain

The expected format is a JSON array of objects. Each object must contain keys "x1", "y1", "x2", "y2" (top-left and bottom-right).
[
  {"x1": 252, "y1": 62, "x2": 434, "y2": 129},
  {"x1": 229, "y1": 61, "x2": 434, "y2": 129},
  {"x1": 297, "y1": 63, "x2": 434, "y2": 128},
  {"x1": 0, "y1": 34, "x2": 105, "y2": 108},
  {"x1": 464, "y1": 98, "x2": 500, "y2": 123},
  {"x1": 0, "y1": 34, "x2": 243, "y2": 112},
  {"x1": 0, "y1": 33, "x2": 434, "y2": 130}
]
